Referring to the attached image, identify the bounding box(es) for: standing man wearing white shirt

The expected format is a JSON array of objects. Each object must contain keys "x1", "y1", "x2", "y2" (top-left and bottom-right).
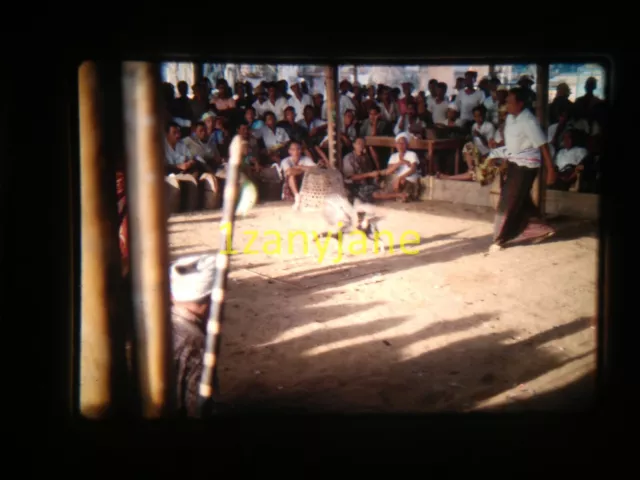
[
  {"x1": 264, "y1": 83, "x2": 288, "y2": 121},
  {"x1": 251, "y1": 85, "x2": 270, "y2": 119},
  {"x1": 427, "y1": 82, "x2": 450, "y2": 125},
  {"x1": 321, "y1": 81, "x2": 357, "y2": 121},
  {"x1": 485, "y1": 88, "x2": 557, "y2": 252},
  {"x1": 288, "y1": 78, "x2": 313, "y2": 122},
  {"x1": 455, "y1": 71, "x2": 485, "y2": 129},
  {"x1": 381, "y1": 133, "x2": 420, "y2": 202}
]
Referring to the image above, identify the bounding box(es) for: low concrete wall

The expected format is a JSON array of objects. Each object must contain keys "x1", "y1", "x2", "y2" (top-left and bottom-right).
[{"x1": 419, "y1": 177, "x2": 599, "y2": 220}]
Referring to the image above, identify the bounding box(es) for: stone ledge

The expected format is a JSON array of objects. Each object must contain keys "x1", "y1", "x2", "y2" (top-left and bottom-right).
[{"x1": 419, "y1": 177, "x2": 598, "y2": 220}]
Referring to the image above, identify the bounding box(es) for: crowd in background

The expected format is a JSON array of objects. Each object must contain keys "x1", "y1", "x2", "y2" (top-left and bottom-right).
[{"x1": 159, "y1": 69, "x2": 605, "y2": 212}]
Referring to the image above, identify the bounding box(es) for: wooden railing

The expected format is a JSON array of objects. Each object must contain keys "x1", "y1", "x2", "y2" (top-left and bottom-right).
[{"x1": 364, "y1": 136, "x2": 464, "y2": 174}]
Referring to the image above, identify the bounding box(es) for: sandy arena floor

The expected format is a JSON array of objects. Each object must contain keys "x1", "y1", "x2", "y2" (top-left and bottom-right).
[{"x1": 169, "y1": 200, "x2": 599, "y2": 413}]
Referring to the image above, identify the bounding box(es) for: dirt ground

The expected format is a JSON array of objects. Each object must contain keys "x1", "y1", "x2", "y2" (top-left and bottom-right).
[{"x1": 168, "y1": 199, "x2": 598, "y2": 413}]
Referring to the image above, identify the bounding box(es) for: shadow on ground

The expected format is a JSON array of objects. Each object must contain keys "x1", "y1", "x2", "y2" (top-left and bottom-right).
[
  {"x1": 166, "y1": 201, "x2": 597, "y2": 413},
  {"x1": 216, "y1": 256, "x2": 596, "y2": 413}
]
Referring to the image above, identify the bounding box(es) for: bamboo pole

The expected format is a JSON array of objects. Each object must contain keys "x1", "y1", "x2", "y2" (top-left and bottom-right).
[
  {"x1": 122, "y1": 62, "x2": 175, "y2": 418},
  {"x1": 79, "y1": 61, "x2": 124, "y2": 417},
  {"x1": 323, "y1": 66, "x2": 336, "y2": 168},
  {"x1": 198, "y1": 135, "x2": 246, "y2": 416},
  {"x1": 335, "y1": 65, "x2": 343, "y2": 171},
  {"x1": 536, "y1": 63, "x2": 550, "y2": 219}
]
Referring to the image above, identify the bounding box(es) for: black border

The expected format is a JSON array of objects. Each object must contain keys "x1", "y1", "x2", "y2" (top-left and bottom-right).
[{"x1": 31, "y1": 30, "x2": 632, "y2": 465}]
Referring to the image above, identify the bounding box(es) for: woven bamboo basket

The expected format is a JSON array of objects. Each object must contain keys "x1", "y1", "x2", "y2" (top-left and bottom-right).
[{"x1": 298, "y1": 168, "x2": 348, "y2": 212}]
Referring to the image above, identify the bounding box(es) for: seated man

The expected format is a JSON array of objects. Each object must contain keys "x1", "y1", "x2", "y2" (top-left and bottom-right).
[
  {"x1": 319, "y1": 109, "x2": 357, "y2": 156},
  {"x1": 358, "y1": 104, "x2": 392, "y2": 170},
  {"x1": 343, "y1": 138, "x2": 411, "y2": 203},
  {"x1": 169, "y1": 254, "x2": 216, "y2": 418},
  {"x1": 237, "y1": 121, "x2": 281, "y2": 188},
  {"x1": 550, "y1": 129, "x2": 589, "y2": 191},
  {"x1": 278, "y1": 106, "x2": 310, "y2": 146},
  {"x1": 280, "y1": 141, "x2": 317, "y2": 210},
  {"x1": 380, "y1": 133, "x2": 421, "y2": 202},
  {"x1": 244, "y1": 106, "x2": 265, "y2": 133},
  {"x1": 164, "y1": 121, "x2": 219, "y2": 212},
  {"x1": 393, "y1": 101, "x2": 427, "y2": 139},
  {"x1": 182, "y1": 120, "x2": 222, "y2": 171},
  {"x1": 255, "y1": 111, "x2": 291, "y2": 164}
]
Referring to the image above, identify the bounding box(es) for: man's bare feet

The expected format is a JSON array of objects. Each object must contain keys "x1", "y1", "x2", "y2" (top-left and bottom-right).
[
  {"x1": 396, "y1": 192, "x2": 410, "y2": 203},
  {"x1": 487, "y1": 243, "x2": 504, "y2": 254}
]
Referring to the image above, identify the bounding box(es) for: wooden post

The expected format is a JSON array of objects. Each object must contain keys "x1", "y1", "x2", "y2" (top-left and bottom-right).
[
  {"x1": 78, "y1": 62, "x2": 125, "y2": 418},
  {"x1": 324, "y1": 66, "x2": 338, "y2": 169},
  {"x1": 536, "y1": 63, "x2": 550, "y2": 219},
  {"x1": 195, "y1": 63, "x2": 204, "y2": 83},
  {"x1": 122, "y1": 62, "x2": 175, "y2": 418},
  {"x1": 488, "y1": 64, "x2": 495, "y2": 77}
]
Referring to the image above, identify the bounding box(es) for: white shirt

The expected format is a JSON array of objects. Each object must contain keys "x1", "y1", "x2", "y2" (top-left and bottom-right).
[
  {"x1": 387, "y1": 150, "x2": 420, "y2": 183},
  {"x1": 483, "y1": 97, "x2": 499, "y2": 125},
  {"x1": 298, "y1": 118, "x2": 326, "y2": 133},
  {"x1": 263, "y1": 97, "x2": 289, "y2": 121},
  {"x1": 164, "y1": 139, "x2": 203, "y2": 165},
  {"x1": 256, "y1": 126, "x2": 290, "y2": 150},
  {"x1": 427, "y1": 97, "x2": 449, "y2": 124},
  {"x1": 455, "y1": 89, "x2": 485, "y2": 122},
  {"x1": 426, "y1": 94, "x2": 449, "y2": 109},
  {"x1": 472, "y1": 121, "x2": 496, "y2": 156},
  {"x1": 393, "y1": 115, "x2": 427, "y2": 137},
  {"x1": 252, "y1": 99, "x2": 271, "y2": 119},
  {"x1": 377, "y1": 101, "x2": 400, "y2": 124},
  {"x1": 287, "y1": 94, "x2": 313, "y2": 122},
  {"x1": 321, "y1": 94, "x2": 357, "y2": 121},
  {"x1": 555, "y1": 147, "x2": 588, "y2": 171},
  {"x1": 321, "y1": 123, "x2": 357, "y2": 146},
  {"x1": 281, "y1": 156, "x2": 316, "y2": 174},
  {"x1": 504, "y1": 109, "x2": 547, "y2": 153},
  {"x1": 182, "y1": 136, "x2": 220, "y2": 163}
]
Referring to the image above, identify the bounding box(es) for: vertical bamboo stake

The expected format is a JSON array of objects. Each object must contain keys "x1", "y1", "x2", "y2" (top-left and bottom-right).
[
  {"x1": 122, "y1": 62, "x2": 174, "y2": 418},
  {"x1": 324, "y1": 66, "x2": 337, "y2": 168},
  {"x1": 334, "y1": 65, "x2": 343, "y2": 172},
  {"x1": 536, "y1": 63, "x2": 550, "y2": 219},
  {"x1": 198, "y1": 135, "x2": 246, "y2": 417},
  {"x1": 79, "y1": 61, "x2": 122, "y2": 417}
]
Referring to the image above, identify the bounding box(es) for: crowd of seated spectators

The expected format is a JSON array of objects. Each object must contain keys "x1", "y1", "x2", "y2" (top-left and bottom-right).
[{"x1": 160, "y1": 71, "x2": 605, "y2": 213}]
